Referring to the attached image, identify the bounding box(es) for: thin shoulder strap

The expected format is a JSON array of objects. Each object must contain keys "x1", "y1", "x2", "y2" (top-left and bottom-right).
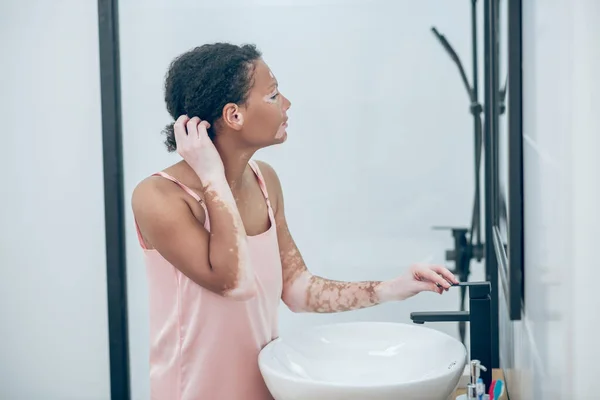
[
  {"x1": 248, "y1": 160, "x2": 270, "y2": 201},
  {"x1": 134, "y1": 218, "x2": 148, "y2": 250},
  {"x1": 153, "y1": 171, "x2": 203, "y2": 203},
  {"x1": 248, "y1": 160, "x2": 275, "y2": 221},
  {"x1": 152, "y1": 171, "x2": 210, "y2": 231},
  {"x1": 134, "y1": 172, "x2": 209, "y2": 250}
]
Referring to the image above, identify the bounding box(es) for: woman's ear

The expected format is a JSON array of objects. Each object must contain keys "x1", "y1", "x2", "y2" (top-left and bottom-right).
[{"x1": 222, "y1": 103, "x2": 244, "y2": 131}]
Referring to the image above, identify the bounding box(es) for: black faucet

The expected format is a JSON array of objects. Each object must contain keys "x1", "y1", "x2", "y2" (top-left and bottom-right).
[
  {"x1": 433, "y1": 226, "x2": 485, "y2": 345},
  {"x1": 410, "y1": 281, "x2": 492, "y2": 389}
]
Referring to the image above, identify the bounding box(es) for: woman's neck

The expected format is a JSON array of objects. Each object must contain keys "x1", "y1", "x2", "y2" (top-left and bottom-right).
[{"x1": 213, "y1": 136, "x2": 256, "y2": 193}]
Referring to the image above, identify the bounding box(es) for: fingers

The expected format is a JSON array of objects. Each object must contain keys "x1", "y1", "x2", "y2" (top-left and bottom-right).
[
  {"x1": 184, "y1": 117, "x2": 211, "y2": 138},
  {"x1": 199, "y1": 120, "x2": 211, "y2": 131},
  {"x1": 187, "y1": 116, "x2": 201, "y2": 138},
  {"x1": 416, "y1": 267, "x2": 452, "y2": 290},
  {"x1": 174, "y1": 115, "x2": 190, "y2": 144},
  {"x1": 430, "y1": 265, "x2": 459, "y2": 284},
  {"x1": 417, "y1": 281, "x2": 444, "y2": 295},
  {"x1": 174, "y1": 116, "x2": 211, "y2": 150}
]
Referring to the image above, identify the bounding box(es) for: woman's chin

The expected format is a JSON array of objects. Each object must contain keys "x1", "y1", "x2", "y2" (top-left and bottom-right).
[
  {"x1": 274, "y1": 126, "x2": 287, "y2": 143},
  {"x1": 276, "y1": 131, "x2": 287, "y2": 143}
]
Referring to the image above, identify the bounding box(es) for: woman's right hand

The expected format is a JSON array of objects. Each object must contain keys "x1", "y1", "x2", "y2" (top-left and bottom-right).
[
  {"x1": 173, "y1": 115, "x2": 225, "y2": 186},
  {"x1": 376, "y1": 263, "x2": 458, "y2": 302}
]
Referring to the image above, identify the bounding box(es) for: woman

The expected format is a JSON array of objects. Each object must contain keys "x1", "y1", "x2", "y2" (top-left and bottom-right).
[{"x1": 132, "y1": 42, "x2": 458, "y2": 400}]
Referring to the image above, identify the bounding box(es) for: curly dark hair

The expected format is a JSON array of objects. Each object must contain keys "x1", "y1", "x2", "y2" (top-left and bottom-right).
[{"x1": 161, "y1": 42, "x2": 262, "y2": 151}]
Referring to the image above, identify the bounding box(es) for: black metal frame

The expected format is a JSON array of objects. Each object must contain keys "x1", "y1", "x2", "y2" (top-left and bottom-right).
[
  {"x1": 488, "y1": 0, "x2": 524, "y2": 322},
  {"x1": 482, "y1": 0, "x2": 501, "y2": 369},
  {"x1": 98, "y1": 0, "x2": 131, "y2": 399},
  {"x1": 506, "y1": 0, "x2": 524, "y2": 321}
]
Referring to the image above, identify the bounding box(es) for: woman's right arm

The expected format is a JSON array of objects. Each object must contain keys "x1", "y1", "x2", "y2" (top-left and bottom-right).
[{"x1": 131, "y1": 116, "x2": 256, "y2": 300}]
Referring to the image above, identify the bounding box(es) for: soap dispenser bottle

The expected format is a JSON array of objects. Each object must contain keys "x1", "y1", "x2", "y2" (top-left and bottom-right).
[
  {"x1": 466, "y1": 384, "x2": 478, "y2": 400},
  {"x1": 469, "y1": 359, "x2": 487, "y2": 385}
]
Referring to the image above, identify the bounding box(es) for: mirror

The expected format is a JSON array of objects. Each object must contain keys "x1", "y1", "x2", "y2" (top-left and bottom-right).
[{"x1": 492, "y1": 0, "x2": 524, "y2": 322}]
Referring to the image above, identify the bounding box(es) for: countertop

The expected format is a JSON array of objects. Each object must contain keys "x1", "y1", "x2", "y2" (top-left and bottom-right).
[{"x1": 454, "y1": 368, "x2": 505, "y2": 397}]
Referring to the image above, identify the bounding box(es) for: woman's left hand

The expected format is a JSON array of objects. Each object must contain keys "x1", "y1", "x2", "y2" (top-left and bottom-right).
[{"x1": 376, "y1": 264, "x2": 460, "y2": 302}]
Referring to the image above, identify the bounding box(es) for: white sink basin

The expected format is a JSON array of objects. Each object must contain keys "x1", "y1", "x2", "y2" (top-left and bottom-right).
[{"x1": 258, "y1": 321, "x2": 467, "y2": 400}]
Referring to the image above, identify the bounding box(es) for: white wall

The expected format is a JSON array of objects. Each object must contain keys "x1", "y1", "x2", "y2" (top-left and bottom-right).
[
  {"x1": 500, "y1": 1, "x2": 600, "y2": 399},
  {"x1": 119, "y1": 1, "x2": 486, "y2": 398},
  {"x1": 0, "y1": 1, "x2": 111, "y2": 400}
]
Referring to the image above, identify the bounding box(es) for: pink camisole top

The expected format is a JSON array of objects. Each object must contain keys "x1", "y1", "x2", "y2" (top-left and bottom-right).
[{"x1": 135, "y1": 160, "x2": 282, "y2": 400}]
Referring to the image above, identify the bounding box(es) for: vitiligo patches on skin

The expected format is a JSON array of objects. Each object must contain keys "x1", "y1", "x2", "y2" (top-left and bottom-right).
[
  {"x1": 306, "y1": 275, "x2": 382, "y2": 313},
  {"x1": 281, "y1": 242, "x2": 383, "y2": 313},
  {"x1": 285, "y1": 270, "x2": 383, "y2": 313},
  {"x1": 280, "y1": 246, "x2": 305, "y2": 286},
  {"x1": 279, "y1": 232, "x2": 456, "y2": 311},
  {"x1": 279, "y1": 224, "x2": 386, "y2": 313},
  {"x1": 263, "y1": 93, "x2": 278, "y2": 104},
  {"x1": 203, "y1": 179, "x2": 255, "y2": 299},
  {"x1": 274, "y1": 124, "x2": 286, "y2": 140},
  {"x1": 374, "y1": 266, "x2": 455, "y2": 302},
  {"x1": 262, "y1": 89, "x2": 287, "y2": 140}
]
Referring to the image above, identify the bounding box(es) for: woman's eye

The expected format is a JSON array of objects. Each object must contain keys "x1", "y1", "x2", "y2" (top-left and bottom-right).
[{"x1": 270, "y1": 93, "x2": 279, "y2": 100}]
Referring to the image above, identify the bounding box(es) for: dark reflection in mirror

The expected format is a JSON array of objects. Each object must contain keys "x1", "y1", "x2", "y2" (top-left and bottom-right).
[
  {"x1": 498, "y1": 0, "x2": 509, "y2": 241},
  {"x1": 492, "y1": 0, "x2": 524, "y2": 322}
]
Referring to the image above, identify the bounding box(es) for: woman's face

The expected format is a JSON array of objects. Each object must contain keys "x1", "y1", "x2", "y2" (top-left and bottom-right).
[{"x1": 235, "y1": 59, "x2": 291, "y2": 147}]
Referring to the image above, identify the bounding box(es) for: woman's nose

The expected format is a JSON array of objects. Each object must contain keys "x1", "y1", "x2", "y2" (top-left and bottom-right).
[{"x1": 282, "y1": 94, "x2": 291, "y2": 110}]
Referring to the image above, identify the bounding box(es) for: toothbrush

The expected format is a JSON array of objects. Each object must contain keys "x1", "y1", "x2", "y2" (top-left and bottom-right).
[
  {"x1": 488, "y1": 380, "x2": 497, "y2": 400},
  {"x1": 493, "y1": 380, "x2": 506, "y2": 400}
]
